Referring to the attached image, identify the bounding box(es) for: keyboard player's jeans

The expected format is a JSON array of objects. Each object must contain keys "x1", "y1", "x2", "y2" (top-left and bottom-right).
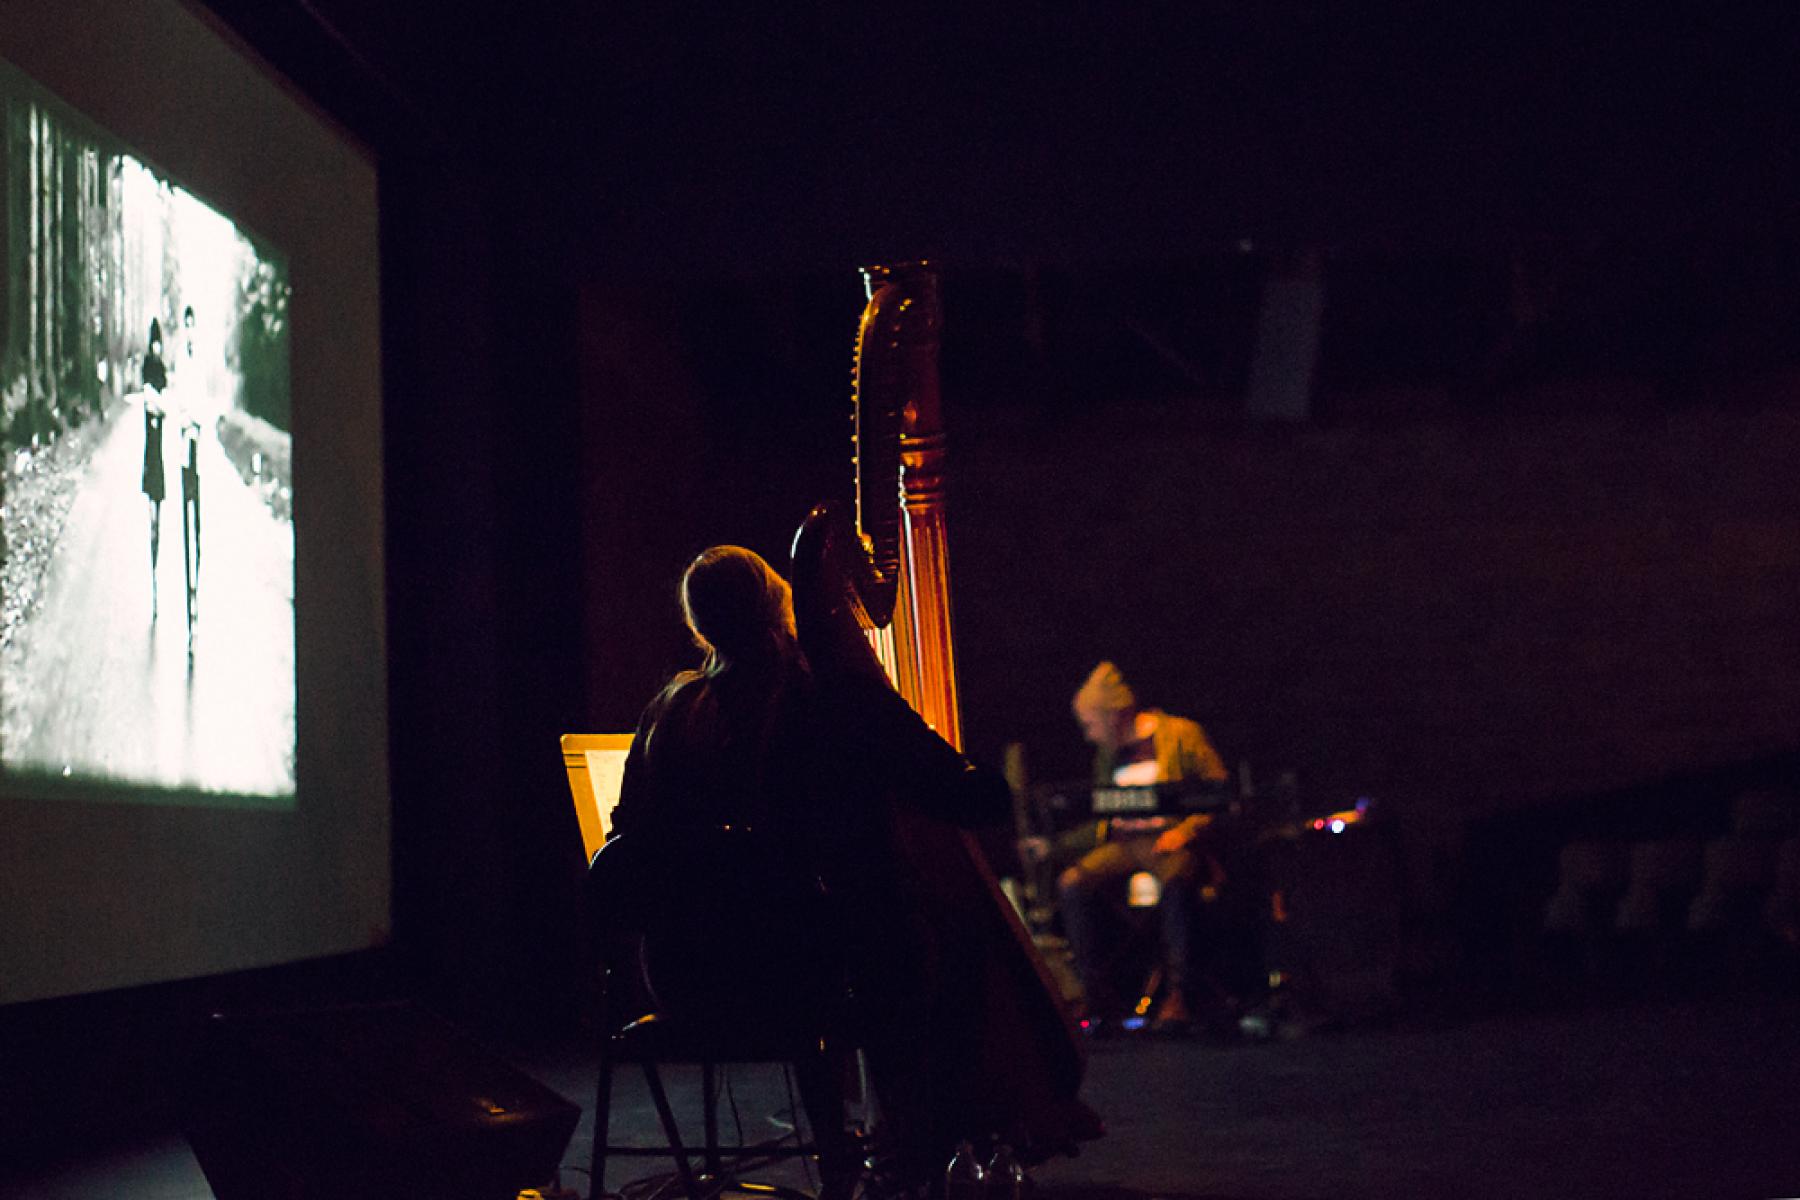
[{"x1": 1057, "y1": 830, "x2": 1205, "y2": 1020}]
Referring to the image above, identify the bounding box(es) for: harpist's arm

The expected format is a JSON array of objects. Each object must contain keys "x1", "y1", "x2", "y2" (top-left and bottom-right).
[{"x1": 825, "y1": 673, "x2": 1011, "y2": 830}]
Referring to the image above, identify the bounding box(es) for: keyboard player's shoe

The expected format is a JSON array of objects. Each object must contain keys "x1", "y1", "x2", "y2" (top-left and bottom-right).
[{"x1": 1148, "y1": 990, "x2": 1197, "y2": 1036}]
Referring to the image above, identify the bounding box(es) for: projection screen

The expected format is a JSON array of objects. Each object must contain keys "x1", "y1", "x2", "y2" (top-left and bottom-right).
[{"x1": 0, "y1": 0, "x2": 389, "y2": 1005}]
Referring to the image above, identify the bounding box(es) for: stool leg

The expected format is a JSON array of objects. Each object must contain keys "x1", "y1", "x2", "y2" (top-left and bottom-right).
[
  {"x1": 590, "y1": 1038, "x2": 614, "y2": 1200},
  {"x1": 702, "y1": 1059, "x2": 721, "y2": 1178},
  {"x1": 642, "y1": 1061, "x2": 702, "y2": 1200},
  {"x1": 1135, "y1": 963, "x2": 1165, "y2": 1021},
  {"x1": 792, "y1": 1040, "x2": 859, "y2": 1200}
]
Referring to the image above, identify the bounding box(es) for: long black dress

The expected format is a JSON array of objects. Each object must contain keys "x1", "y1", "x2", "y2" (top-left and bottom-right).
[{"x1": 142, "y1": 407, "x2": 166, "y2": 503}]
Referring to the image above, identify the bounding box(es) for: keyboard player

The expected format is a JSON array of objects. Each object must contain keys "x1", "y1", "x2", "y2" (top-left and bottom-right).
[{"x1": 1054, "y1": 662, "x2": 1229, "y2": 1034}]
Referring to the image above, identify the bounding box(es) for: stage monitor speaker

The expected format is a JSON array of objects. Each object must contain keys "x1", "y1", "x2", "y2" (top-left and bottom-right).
[{"x1": 185, "y1": 1001, "x2": 580, "y2": 1200}]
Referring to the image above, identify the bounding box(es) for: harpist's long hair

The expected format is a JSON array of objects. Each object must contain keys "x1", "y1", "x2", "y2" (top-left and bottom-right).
[{"x1": 680, "y1": 546, "x2": 799, "y2": 676}]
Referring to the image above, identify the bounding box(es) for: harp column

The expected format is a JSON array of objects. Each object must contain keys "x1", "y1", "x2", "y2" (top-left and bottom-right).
[
  {"x1": 900, "y1": 421, "x2": 961, "y2": 750},
  {"x1": 857, "y1": 260, "x2": 962, "y2": 749},
  {"x1": 890, "y1": 261, "x2": 961, "y2": 750}
]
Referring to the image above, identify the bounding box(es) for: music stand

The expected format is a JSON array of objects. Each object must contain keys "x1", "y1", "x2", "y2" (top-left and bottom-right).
[{"x1": 561, "y1": 733, "x2": 633, "y2": 863}]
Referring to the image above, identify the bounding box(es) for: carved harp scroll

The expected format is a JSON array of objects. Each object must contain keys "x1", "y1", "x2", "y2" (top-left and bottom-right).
[{"x1": 851, "y1": 261, "x2": 961, "y2": 748}]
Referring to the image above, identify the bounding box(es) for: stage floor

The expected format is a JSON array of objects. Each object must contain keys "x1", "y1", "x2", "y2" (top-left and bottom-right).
[{"x1": 7, "y1": 990, "x2": 1800, "y2": 1199}]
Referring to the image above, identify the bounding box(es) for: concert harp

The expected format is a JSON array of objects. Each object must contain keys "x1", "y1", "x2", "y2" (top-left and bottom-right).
[{"x1": 792, "y1": 261, "x2": 1087, "y2": 1111}]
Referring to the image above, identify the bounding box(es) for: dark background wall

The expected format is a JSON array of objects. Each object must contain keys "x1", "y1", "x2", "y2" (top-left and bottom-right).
[{"x1": 951, "y1": 398, "x2": 1800, "y2": 815}]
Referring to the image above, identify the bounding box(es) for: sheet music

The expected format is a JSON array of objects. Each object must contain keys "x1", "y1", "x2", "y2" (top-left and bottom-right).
[{"x1": 582, "y1": 747, "x2": 628, "y2": 839}]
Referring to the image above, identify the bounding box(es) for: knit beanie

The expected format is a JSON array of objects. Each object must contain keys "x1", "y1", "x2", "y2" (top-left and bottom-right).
[{"x1": 1073, "y1": 660, "x2": 1136, "y2": 715}]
